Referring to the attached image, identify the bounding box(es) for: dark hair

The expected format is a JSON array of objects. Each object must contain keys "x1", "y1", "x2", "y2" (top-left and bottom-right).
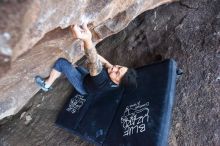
[{"x1": 120, "y1": 68, "x2": 137, "y2": 88}]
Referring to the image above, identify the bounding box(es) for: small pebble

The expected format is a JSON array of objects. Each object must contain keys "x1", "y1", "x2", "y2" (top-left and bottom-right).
[
  {"x1": 20, "y1": 112, "x2": 26, "y2": 119},
  {"x1": 175, "y1": 123, "x2": 181, "y2": 128},
  {"x1": 25, "y1": 115, "x2": 32, "y2": 125}
]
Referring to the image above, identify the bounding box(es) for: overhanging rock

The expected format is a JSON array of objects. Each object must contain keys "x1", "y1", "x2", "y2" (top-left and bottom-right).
[{"x1": 0, "y1": 0, "x2": 176, "y2": 120}]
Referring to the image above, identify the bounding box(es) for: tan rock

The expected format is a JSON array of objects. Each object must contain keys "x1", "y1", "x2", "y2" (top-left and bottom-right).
[
  {"x1": 0, "y1": 0, "x2": 176, "y2": 120},
  {"x1": 13, "y1": 0, "x2": 175, "y2": 60}
]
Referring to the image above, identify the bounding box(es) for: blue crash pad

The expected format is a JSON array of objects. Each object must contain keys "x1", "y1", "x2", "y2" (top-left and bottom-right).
[{"x1": 56, "y1": 59, "x2": 177, "y2": 146}]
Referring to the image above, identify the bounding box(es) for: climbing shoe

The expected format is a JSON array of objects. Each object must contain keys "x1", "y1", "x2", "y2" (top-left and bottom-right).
[{"x1": 35, "y1": 75, "x2": 52, "y2": 92}]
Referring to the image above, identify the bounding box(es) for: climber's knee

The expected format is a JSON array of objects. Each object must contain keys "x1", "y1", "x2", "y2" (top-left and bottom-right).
[{"x1": 53, "y1": 58, "x2": 71, "y2": 72}]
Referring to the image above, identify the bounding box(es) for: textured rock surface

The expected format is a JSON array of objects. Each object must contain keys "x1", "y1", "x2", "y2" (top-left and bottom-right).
[
  {"x1": 0, "y1": 0, "x2": 175, "y2": 120},
  {"x1": 0, "y1": 0, "x2": 219, "y2": 145},
  {"x1": 13, "y1": 0, "x2": 175, "y2": 60}
]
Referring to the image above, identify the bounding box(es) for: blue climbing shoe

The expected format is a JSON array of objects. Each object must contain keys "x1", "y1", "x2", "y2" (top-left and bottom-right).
[{"x1": 35, "y1": 76, "x2": 52, "y2": 92}]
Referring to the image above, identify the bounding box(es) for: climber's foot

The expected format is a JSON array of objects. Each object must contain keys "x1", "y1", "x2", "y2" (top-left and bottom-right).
[{"x1": 35, "y1": 75, "x2": 52, "y2": 92}]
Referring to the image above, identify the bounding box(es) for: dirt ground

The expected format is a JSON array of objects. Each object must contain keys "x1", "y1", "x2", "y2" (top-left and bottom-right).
[{"x1": 0, "y1": 0, "x2": 220, "y2": 146}]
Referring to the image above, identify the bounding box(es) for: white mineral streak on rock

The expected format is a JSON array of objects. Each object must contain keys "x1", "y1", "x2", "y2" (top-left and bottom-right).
[
  {"x1": 38, "y1": 8, "x2": 56, "y2": 24},
  {"x1": 0, "y1": 32, "x2": 12, "y2": 56},
  {"x1": 60, "y1": 12, "x2": 75, "y2": 27}
]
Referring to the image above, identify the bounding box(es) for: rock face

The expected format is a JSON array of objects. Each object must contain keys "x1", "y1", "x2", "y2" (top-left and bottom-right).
[
  {"x1": 0, "y1": 0, "x2": 219, "y2": 145},
  {"x1": 12, "y1": 0, "x2": 175, "y2": 60},
  {"x1": 0, "y1": 0, "x2": 175, "y2": 120}
]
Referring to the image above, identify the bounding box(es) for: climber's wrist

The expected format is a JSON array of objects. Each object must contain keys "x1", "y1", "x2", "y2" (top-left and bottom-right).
[{"x1": 83, "y1": 39, "x2": 93, "y2": 49}]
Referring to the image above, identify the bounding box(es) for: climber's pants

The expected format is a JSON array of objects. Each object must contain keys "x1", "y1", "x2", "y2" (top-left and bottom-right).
[{"x1": 53, "y1": 58, "x2": 89, "y2": 95}]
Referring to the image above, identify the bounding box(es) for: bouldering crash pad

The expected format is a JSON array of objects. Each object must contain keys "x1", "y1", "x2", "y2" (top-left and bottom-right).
[{"x1": 56, "y1": 59, "x2": 177, "y2": 146}]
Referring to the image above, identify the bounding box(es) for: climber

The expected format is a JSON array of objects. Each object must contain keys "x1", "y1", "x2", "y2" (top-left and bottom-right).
[{"x1": 35, "y1": 23, "x2": 137, "y2": 95}]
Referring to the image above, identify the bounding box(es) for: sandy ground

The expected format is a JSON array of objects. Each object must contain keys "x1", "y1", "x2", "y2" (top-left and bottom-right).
[{"x1": 0, "y1": 0, "x2": 220, "y2": 146}]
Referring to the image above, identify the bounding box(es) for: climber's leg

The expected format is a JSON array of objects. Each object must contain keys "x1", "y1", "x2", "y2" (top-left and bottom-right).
[
  {"x1": 44, "y1": 69, "x2": 61, "y2": 87},
  {"x1": 35, "y1": 58, "x2": 88, "y2": 95}
]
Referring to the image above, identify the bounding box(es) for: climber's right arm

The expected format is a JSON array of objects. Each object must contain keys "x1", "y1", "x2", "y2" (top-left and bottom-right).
[{"x1": 71, "y1": 24, "x2": 103, "y2": 76}]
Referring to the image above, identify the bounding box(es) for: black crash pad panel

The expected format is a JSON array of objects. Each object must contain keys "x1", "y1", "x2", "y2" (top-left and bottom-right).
[{"x1": 56, "y1": 59, "x2": 177, "y2": 146}]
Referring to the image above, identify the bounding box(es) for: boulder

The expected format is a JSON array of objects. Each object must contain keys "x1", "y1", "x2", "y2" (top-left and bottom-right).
[{"x1": 0, "y1": 0, "x2": 176, "y2": 120}]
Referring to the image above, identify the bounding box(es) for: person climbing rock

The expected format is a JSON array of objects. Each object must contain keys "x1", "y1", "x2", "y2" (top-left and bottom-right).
[{"x1": 35, "y1": 23, "x2": 137, "y2": 95}]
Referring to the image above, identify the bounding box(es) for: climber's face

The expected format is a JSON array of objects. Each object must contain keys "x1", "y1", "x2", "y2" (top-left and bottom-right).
[{"x1": 108, "y1": 65, "x2": 128, "y2": 85}]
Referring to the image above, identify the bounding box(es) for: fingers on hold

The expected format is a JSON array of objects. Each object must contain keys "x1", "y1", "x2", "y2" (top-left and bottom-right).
[
  {"x1": 73, "y1": 25, "x2": 80, "y2": 34},
  {"x1": 73, "y1": 24, "x2": 78, "y2": 30},
  {"x1": 82, "y1": 23, "x2": 89, "y2": 31}
]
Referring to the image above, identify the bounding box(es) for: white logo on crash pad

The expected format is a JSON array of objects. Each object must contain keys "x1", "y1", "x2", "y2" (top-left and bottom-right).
[
  {"x1": 66, "y1": 94, "x2": 86, "y2": 114},
  {"x1": 121, "y1": 101, "x2": 149, "y2": 136}
]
